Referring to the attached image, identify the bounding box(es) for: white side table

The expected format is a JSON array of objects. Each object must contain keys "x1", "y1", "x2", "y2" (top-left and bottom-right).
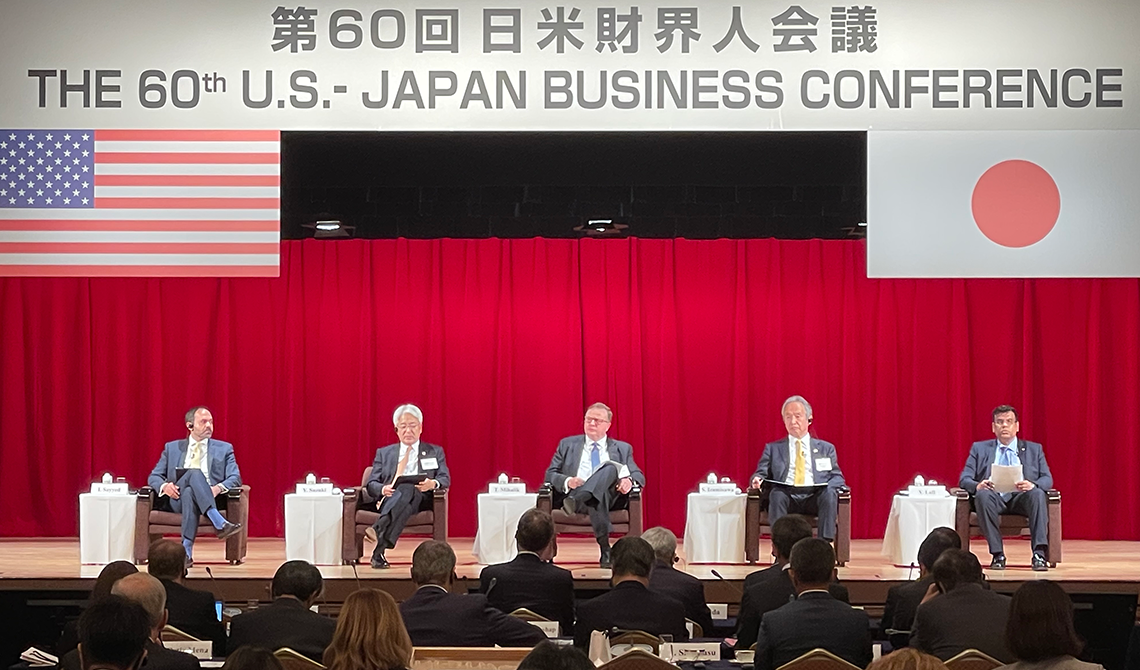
[
  {"x1": 473, "y1": 493, "x2": 537, "y2": 565},
  {"x1": 881, "y1": 494, "x2": 957, "y2": 566},
  {"x1": 79, "y1": 493, "x2": 137, "y2": 564},
  {"x1": 683, "y1": 492, "x2": 746, "y2": 563},
  {"x1": 284, "y1": 493, "x2": 344, "y2": 565}
]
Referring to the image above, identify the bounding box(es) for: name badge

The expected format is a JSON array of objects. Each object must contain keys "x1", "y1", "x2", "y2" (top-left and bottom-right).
[
  {"x1": 489, "y1": 483, "x2": 527, "y2": 494},
  {"x1": 164, "y1": 641, "x2": 213, "y2": 659},
  {"x1": 90, "y1": 483, "x2": 129, "y2": 495},
  {"x1": 420, "y1": 457, "x2": 439, "y2": 470},
  {"x1": 815, "y1": 458, "x2": 832, "y2": 471}
]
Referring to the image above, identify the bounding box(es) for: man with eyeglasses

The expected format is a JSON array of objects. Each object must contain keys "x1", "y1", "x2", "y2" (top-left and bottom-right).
[
  {"x1": 363, "y1": 403, "x2": 450, "y2": 569},
  {"x1": 545, "y1": 402, "x2": 645, "y2": 568}
]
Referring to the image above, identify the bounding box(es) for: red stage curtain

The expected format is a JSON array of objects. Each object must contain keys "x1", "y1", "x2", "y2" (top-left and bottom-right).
[{"x1": 2, "y1": 238, "x2": 1138, "y2": 541}]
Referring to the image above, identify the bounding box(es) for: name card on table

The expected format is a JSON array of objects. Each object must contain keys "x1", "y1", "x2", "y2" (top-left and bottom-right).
[
  {"x1": 165, "y1": 641, "x2": 213, "y2": 659},
  {"x1": 709, "y1": 603, "x2": 729, "y2": 619},
  {"x1": 698, "y1": 483, "x2": 739, "y2": 495},
  {"x1": 660, "y1": 642, "x2": 721, "y2": 662},
  {"x1": 489, "y1": 483, "x2": 527, "y2": 494},
  {"x1": 295, "y1": 483, "x2": 335, "y2": 495},
  {"x1": 90, "y1": 483, "x2": 129, "y2": 495},
  {"x1": 907, "y1": 485, "x2": 949, "y2": 497},
  {"x1": 529, "y1": 620, "x2": 561, "y2": 637}
]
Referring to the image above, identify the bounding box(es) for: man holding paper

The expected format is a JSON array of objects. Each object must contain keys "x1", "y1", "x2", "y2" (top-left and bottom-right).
[
  {"x1": 363, "y1": 403, "x2": 450, "y2": 569},
  {"x1": 958, "y1": 405, "x2": 1053, "y2": 571}
]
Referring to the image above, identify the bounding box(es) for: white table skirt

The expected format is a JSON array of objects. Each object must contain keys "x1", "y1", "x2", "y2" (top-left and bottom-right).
[
  {"x1": 284, "y1": 493, "x2": 344, "y2": 565},
  {"x1": 683, "y1": 492, "x2": 746, "y2": 563},
  {"x1": 881, "y1": 494, "x2": 957, "y2": 566},
  {"x1": 79, "y1": 493, "x2": 137, "y2": 564},
  {"x1": 473, "y1": 493, "x2": 537, "y2": 565}
]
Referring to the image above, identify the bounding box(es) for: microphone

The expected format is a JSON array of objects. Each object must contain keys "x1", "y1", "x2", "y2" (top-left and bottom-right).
[
  {"x1": 205, "y1": 566, "x2": 217, "y2": 590},
  {"x1": 350, "y1": 563, "x2": 362, "y2": 590},
  {"x1": 711, "y1": 569, "x2": 745, "y2": 599},
  {"x1": 484, "y1": 576, "x2": 498, "y2": 599}
]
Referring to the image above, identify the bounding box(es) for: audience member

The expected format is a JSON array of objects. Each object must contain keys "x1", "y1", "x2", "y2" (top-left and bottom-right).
[
  {"x1": 518, "y1": 641, "x2": 594, "y2": 670},
  {"x1": 57, "y1": 561, "x2": 139, "y2": 655},
  {"x1": 323, "y1": 589, "x2": 412, "y2": 670},
  {"x1": 221, "y1": 647, "x2": 285, "y2": 670},
  {"x1": 756, "y1": 538, "x2": 871, "y2": 670},
  {"x1": 999, "y1": 581, "x2": 1103, "y2": 670},
  {"x1": 736, "y1": 514, "x2": 850, "y2": 649},
  {"x1": 74, "y1": 595, "x2": 151, "y2": 670},
  {"x1": 881, "y1": 527, "x2": 962, "y2": 648},
  {"x1": 228, "y1": 560, "x2": 336, "y2": 661},
  {"x1": 573, "y1": 536, "x2": 689, "y2": 649},
  {"x1": 400, "y1": 540, "x2": 546, "y2": 647},
  {"x1": 147, "y1": 539, "x2": 227, "y2": 655},
  {"x1": 480, "y1": 509, "x2": 576, "y2": 635},
  {"x1": 911, "y1": 549, "x2": 1012, "y2": 662},
  {"x1": 868, "y1": 648, "x2": 950, "y2": 670},
  {"x1": 641, "y1": 526, "x2": 715, "y2": 637}
]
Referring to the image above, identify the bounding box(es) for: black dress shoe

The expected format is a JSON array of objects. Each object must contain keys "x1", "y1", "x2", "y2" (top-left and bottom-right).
[
  {"x1": 1031, "y1": 553, "x2": 1049, "y2": 571},
  {"x1": 370, "y1": 552, "x2": 390, "y2": 569},
  {"x1": 989, "y1": 554, "x2": 1007, "y2": 570},
  {"x1": 185, "y1": 556, "x2": 194, "y2": 569},
  {"x1": 216, "y1": 520, "x2": 242, "y2": 540},
  {"x1": 599, "y1": 547, "x2": 612, "y2": 569},
  {"x1": 561, "y1": 496, "x2": 578, "y2": 516}
]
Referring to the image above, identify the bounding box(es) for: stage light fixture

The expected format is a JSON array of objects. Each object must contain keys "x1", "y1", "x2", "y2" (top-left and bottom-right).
[{"x1": 574, "y1": 218, "x2": 629, "y2": 237}]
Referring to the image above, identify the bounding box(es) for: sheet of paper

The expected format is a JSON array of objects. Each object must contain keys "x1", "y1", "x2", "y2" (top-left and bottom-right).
[{"x1": 990, "y1": 464, "x2": 1023, "y2": 493}]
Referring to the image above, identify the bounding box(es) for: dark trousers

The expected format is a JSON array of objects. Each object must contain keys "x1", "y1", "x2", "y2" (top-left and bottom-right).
[
  {"x1": 371, "y1": 483, "x2": 427, "y2": 556},
  {"x1": 974, "y1": 486, "x2": 1048, "y2": 554},
  {"x1": 163, "y1": 469, "x2": 220, "y2": 543},
  {"x1": 559, "y1": 463, "x2": 629, "y2": 546},
  {"x1": 768, "y1": 485, "x2": 839, "y2": 541}
]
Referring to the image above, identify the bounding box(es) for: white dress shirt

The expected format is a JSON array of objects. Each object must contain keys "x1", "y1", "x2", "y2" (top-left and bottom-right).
[
  {"x1": 993, "y1": 439, "x2": 1022, "y2": 467},
  {"x1": 399, "y1": 441, "x2": 421, "y2": 475},
  {"x1": 160, "y1": 437, "x2": 214, "y2": 497},
  {"x1": 783, "y1": 435, "x2": 814, "y2": 486},
  {"x1": 565, "y1": 436, "x2": 631, "y2": 492}
]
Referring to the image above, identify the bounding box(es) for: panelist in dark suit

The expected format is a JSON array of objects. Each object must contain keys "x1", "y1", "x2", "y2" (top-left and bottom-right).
[
  {"x1": 545, "y1": 402, "x2": 646, "y2": 567},
  {"x1": 363, "y1": 403, "x2": 451, "y2": 569},
  {"x1": 147, "y1": 540, "x2": 226, "y2": 655},
  {"x1": 400, "y1": 540, "x2": 546, "y2": 647},
  {"x1": 880, "y1": 527, "x2": 961, "y2": 649},
  {"x1": 959, "y1": 404, "x2": 1053, "y2": 571},
  {"x1": 147, "y1": 406, "x2": 242, "y2": 565},
  {"x1": 480, "y1": 509, "x2": 576, "y2": 636},
  {"x1": 641, "y1": 527, "x2": 715, "y2": 637},
  {"x1": 736, "y1": 515, "x2": 850, "y2": 650},
  {"x1": 911, "y1": 549, "x2": 1013, "y2": 662},
  {"x1": 228, "y1": 560, "x2": 336, "y2": 661},
  {"x1": 574, "y1": 537, "x2": 689, "y2": 649},
  {"x1": 750, "y1": 396, "x2": 846, "y2": 541},
  {"x1": 756, "y1": 538, "x2": 871, "y2": 670}
]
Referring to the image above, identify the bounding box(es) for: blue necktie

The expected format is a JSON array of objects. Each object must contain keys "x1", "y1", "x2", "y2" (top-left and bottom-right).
[
  {"x1": 590, "y1": 443, "x2": 601, "y2": 474},
  {"x1": 1000, "y1": 446, "x2": 1014, "y2": 466}
]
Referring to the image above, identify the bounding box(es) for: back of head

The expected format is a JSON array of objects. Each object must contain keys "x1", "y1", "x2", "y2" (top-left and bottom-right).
[
  {"x1": 410, "y1": 540, "x2": 456, "y2": 586},
  {"x1": 771, "y1": 514, "x2": 813, "y2": 560},
  {"x1": 324, "y1": 589, "x2": 412, "y2": 670},
  {"x1": 78, "y1": 595, "x2": 151, "y2": 670},
  {"x1": 91, "y1": 561, "x2": 139, "y2": 601},
  {"x1": 611, "y1": 537, "x2": 655, "y2": 579},
  {"x1": 640, "y1": 527, "x2": 678, "y2": 564},
  {"x1": 111, "y1": 573, "x2": 168, "y2": 630},
  {"x1": 788, "y1": 537, "x2": 835, "y2": 585},
  {"x1": 515, "y1": 509, "x2": 556, "y2": 554},
  {"x1": 147, "y1": 539, "x2": 187, "y2": 581},
  {"x1": 917, "y1": 527, "x2": 962, "y2": 571},
  {"x1": 1005, "y1": 580, "x2": 1083, "y2": 662},
  {"x1": 931, "y1": 549, "x2": 983, "y2": 592},
  {"x1": 272, "y1": 560, "x2": 324, "y2": 602},
  {"x1": 222, "y1": 647, "x2": 285, "y2": 670},
  {"x1": 867, "y1": 648, "x2": 949, "y2": 670},
  {"x1": 518, "y1": 641, "x2": 594, "y2": 670}
]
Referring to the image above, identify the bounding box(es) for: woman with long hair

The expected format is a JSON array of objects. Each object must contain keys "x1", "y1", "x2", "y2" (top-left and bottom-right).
[
  {"x1": 999, "y1": 581, "x2": 1103, "y2": 670},
  {"x1": 323, "y1": 589, "x2": 413, "y2": 670}
]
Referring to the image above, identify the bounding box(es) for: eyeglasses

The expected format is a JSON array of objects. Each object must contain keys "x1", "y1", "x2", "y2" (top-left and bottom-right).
[
  {"x1": 396, "y1": 423, "x2": 420, "y2": 430},
  {"x1": 584, "y1": 417, "x2": 611, "y2": 425}
]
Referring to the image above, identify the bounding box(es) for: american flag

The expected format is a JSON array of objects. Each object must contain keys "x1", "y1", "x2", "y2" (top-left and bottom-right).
[{"x1": 0, "y1": 129, "x2": 279, "y2": 276}]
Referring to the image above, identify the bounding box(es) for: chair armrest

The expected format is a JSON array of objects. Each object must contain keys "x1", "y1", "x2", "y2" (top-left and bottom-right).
[
  {"x1": 1046, "y1": 489, "x2": 1061, "y2": 502},
  {"x1": 628, "y1": 484, "x2": 642, "y2": 500},
  {"x1": 225, "y1": 486, "x2": 244, "y2": 501},
  {"x1": 137, "y1": 486, "x2": 155, "y2": 500},
  {"x1": 537, "y1": 483, "x2": 553, "y2": 499},
  {"x1": 837, "y1": 485, "x2": 851, "y2": 498},
  {"x1": 950, "y1": 487, "x2": 970, "y2": 499}
]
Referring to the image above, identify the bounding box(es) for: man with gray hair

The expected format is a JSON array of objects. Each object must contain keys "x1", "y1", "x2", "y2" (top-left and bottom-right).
[
  {"x1": 750, "y1": 396, "x2": 846, "y2": 541},
  {"x1": 363, "y1": 403, "x2": 451, "y2": 568},
  {"x1": 643, "y1": 527, "x2": 715, "y2": 636}
]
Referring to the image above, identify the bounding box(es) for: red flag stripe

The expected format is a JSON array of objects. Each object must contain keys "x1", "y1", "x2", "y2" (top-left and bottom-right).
[
  {"x1": 0, "y1": 242, "x2": 279, "y2": 254},
  {"x1": 95, "y1": 152, "x2": 279, "y2": 164},
  {"x1": 94, "y1": 197, "x2": 279, "y2": 209},
  {"x1": 0, "y1": 220, "x2": 279, "y2": 232},
  {"x1": 0, "y1": 264, "x2": 278, "y2": 277},
  {"x1": 94, "y1": 174, "x2": 280, "y2": 187},
  {"x1": 94, "y1": 129, "x2": 280, "y2": 142}
]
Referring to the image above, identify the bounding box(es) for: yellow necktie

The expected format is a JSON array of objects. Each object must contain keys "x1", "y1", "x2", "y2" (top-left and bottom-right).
[
  {"x1": 793, "y1": 439, "x2": 806, "y2": 486},
  {"x1": 188, "y1": 442, "x2": 203, "y2": 470}
]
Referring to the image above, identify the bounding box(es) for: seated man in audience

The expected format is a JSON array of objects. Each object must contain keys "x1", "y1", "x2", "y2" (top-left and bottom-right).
[
  {"x1": 911, "y1": 549, "x2": 1013, "y2": 662},
  {"x1": 147, "y1": 539, "x2": 226, "y2": 655},
  {"x1": 756, "y1": 538, "x2": 871, "y2": 670},
  {"x1": 228, "y1": 560, "x2": 336, "y2": 661},
  {"x1": 73, "y1": 596, "x2": 152, "y2": 670},
  {"x1": 641, "y1": 526, "x2": 715, "y2": 637},
  {"x1": 880, "y1": 527, "x2": 961, "y2": 649},
  {"x1": 400, "y1": 540, "x2": 547, "y2": 647},
  {"x1": 574, "y1": 536, "x2": 689, "y2": 649},
  {"x1": 736, "y1": 514, "x2": 849, "y2": 650},
  {"x1": 480, "y1": 509, "x2": 576, "y2": 636}
]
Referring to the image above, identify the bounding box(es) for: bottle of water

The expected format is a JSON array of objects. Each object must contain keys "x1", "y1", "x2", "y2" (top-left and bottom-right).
[
  {"x1": 306, "y1": 473, "x2": 316, "y2": 485},
  {"x1": 914, "y1": 475, "x2": 925, "y2": 487},
  {"x1": 498, "y1": 473, "x2": 509, "y2": 484},
  {"x1": 707, "y1": 472, "x2": 717, "y2": 484},
  {"x1": 102, "y1": 473, "x2": 113, "y2": 484}
]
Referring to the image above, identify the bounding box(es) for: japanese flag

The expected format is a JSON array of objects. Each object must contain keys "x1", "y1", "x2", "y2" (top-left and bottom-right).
[{"x1": 867, "y1": 130, "x2": 1140, "y2": 278}]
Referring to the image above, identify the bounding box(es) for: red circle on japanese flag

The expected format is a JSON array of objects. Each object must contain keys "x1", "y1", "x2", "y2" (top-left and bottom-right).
[{"x1": 971, "y1": 160, "x2": 1061, "y2": 248}]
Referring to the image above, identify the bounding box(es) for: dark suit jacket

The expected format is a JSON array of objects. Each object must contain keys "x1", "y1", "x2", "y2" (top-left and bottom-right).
[
  {"x1": 545, "y1": 435, "x2": 646, "y2": 492},
  {"x1": 756, "y1": 591, "x2": 871, "y2": 670},
  {"x1": 148, "y1": 439, "x2": 242, "y2": 492},
  {"x1": 647, "y1": 561, "x2": 714, "y2": 637},
  {"x1": 574, "y1": 581, "x2": 689, "y2": 649},
  {"x1": 365, "y1": 441, "x2": 451, "y2": 502},
  {"x1": 880, "y1": 575, "x2": 934, "y2": 647},
  {"x1": 750, "y1": 437, "x2": 846, "y2": 489},
  {"x1": 479, "y1": 552, "x2": 576, "y2": 636},
  {"x1": 161, "y1": 580, "x2": 226, "y2": 656},
  {"x1": 911, "y1": 583, "x2": 1012, "y2": 662},
  {"x1": 61, "y1": 640, "x2": 201, "y2": 670},
  {"x1": 227, "y1": 597, "x2": 336, "y2": 661},
  {"x1": 399, "y1": 586, "x2": 546, "y2": 647},
  {"x1": 736, "y1": 564, "x2": 850, "y2": 650},
  {"x1": 959, "y1": 439, "x2": 1053, "y2": 493}
]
